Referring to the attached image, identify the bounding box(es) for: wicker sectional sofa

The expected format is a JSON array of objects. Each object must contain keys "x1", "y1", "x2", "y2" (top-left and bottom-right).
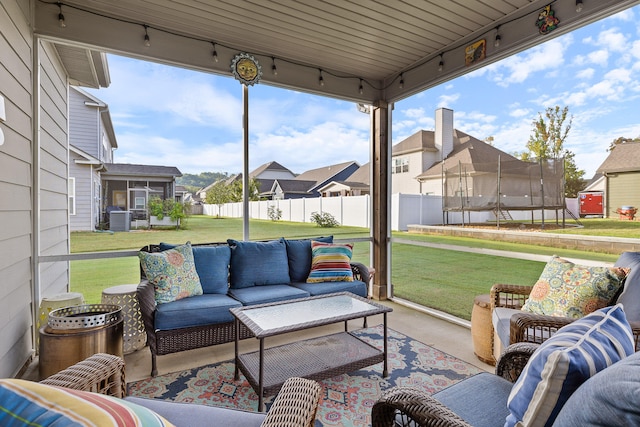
[{"x1": 137, "y1": 237, "x2": 370, "y2": 376}]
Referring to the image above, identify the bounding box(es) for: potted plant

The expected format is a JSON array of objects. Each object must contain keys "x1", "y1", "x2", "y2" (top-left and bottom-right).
[{"x1": 148, "y1": 196, "x2": 187, "y2": 229}]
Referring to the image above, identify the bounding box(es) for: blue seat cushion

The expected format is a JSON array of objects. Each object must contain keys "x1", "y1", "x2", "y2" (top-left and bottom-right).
[
  {"x1": 125, "y1": 396, "x2": 266, "y2": 427},
  {"x1": 614, "y1": 251, "x2": 640, "y2": 322},
  {"x1": 228, "y1": 285, "x2": 309, "y2": 306},
  {"x1": 228, "y1": 239, "x2": 291, "y2": 289},
  {"x1": 284, "y1": 236, "x2": 333, "y2": 282},
  {"x1": 553, "y1": 350, "x2": 640, "y2": 426},
  {"x1": 154, "y1": 294, "x2": 242, "y2": 330},
  {"x1": 434, "y1": 372, "x2": 513, "y2": 427},
  {"x1": 291, "y1": 280, "x2": 367, "y2": 298},
  {"x1": 160, "y1": 243, "x2": 230, "y2": 294}
]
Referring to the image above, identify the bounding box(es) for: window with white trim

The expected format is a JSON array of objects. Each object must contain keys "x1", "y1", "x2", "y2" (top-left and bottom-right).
[
  {"x1": 392, "y1": 157, "x2": 409, "y2": 174},
  {"x1": 68, "y1": 177, "x2": 76, "y2": 215}
]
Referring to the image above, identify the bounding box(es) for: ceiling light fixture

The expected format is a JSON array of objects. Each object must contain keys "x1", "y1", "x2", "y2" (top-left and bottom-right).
[
  {"x1": 576, "y1": 0, "x2": 584, "y2": 12},
  {"x1": 57, "y1": 2, "x2": 66, "y2": 28},
  {"x1": 399, "y1": 73, "x2": 404, "y2": 89},
  {"x1": 271, "y1": 57, "x2": 278, "y2": 76},
  {"x1": 438, "y1": 54, "x2": 444, "y2": 72},
  {"x1": 494, "y1": 27, "x2": 501, "y2": 48},
  {"x1": 318, "y1": 69, "x2": 324, "y2": 87},
  {"x1": 143, "y1": 25, "x2": 151, "y2": 47},
  {"x1": 359, "y1": 79, "x2": 364, "y2": 94},
  {"x1": 211, "y1": 42, "x2": 219, "y2": 62}
]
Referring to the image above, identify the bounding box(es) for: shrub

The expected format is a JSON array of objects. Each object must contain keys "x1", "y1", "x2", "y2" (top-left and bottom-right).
[
  {"x1": 310, "y1": 211, "x2": 339, "y2": 228},
  {"x1": 267, "y1": 205, "x2": 282, "y2": 221}
]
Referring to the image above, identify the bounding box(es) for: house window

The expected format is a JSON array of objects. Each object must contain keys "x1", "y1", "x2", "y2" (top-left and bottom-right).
[
  {"x1": 68, "y1": 177, "x2": 76, "y2": 215},
  {"x1": 392, "y1": 157, "x2": 409, "y2": 174},
  {"x1": 134, "y1": 197, "x2": 146, "y2": 210}
]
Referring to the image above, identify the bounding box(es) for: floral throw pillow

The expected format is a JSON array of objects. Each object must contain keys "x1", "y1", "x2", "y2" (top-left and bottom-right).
[
  {"x1": 306, "y1": 241, "x2": 354, "y2": 283},
  {"x1": 139, "y1": 242, "x2": 203, "y2": 304},
  {"x1": 521, "y1": 256, "x2": 629, "y2": 318}
]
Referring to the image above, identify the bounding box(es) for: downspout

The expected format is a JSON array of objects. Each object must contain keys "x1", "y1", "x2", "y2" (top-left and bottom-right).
[{"x1": 31, "y1": 32, "x2": 42, "y2": 353}]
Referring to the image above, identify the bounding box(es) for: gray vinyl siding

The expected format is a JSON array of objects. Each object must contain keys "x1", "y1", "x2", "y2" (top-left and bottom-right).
[
  {"x1": 39, "y1": 40, "x2": 71, "y2": 299},
  {"x1": 69, "y1": 88, "x2": 100, "y2": 158},
  {"x1": 69, "y1": 155, "x2": 97, "y2": 231},
  {"x1": 607, "y1": 172, "x2": 640, "y2": 218},
  {"x1": 0, "y1": 0, "x2": 35, "y2": 378}
]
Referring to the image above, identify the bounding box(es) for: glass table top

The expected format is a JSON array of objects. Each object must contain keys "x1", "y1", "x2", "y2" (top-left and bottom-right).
[{"x1": 239, "y1": 294, "x2": 384, "y2": 333}]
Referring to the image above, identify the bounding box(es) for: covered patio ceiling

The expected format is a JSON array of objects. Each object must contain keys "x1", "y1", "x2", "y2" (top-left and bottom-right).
[{"x1": 35, "y1": 0, "x2": 638, "y2": 103}]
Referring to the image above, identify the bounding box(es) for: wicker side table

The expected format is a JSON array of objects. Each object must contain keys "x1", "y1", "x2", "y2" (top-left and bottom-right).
[
  {"x1": 471, "y1": 293, "x2": 496, "y2": 366},
  {"x1": 101, "y1": 284, "x2": 146, "y2": 354}
]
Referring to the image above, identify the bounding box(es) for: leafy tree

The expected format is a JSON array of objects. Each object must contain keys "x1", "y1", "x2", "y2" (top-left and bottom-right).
[
  {"x1": 524, "y1": 105, "x2": 584, "y2": 197},
  {"x1": 177, "y1": 172, "x2": 230, "y2": 193},
  {"x1": 608, "y1": 136, "x2": 640, "y2": 151},
  {"x1": 228, "y1": 177, "x2": 261, "y2": 202},
  {"x1": 205, "y1": 181, "x2": 231, "y2": 217}
]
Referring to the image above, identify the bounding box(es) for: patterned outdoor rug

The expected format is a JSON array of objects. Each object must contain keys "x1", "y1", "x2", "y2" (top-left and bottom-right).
[{"x1": 127, "y1": 325, "x2": 484, "y2": 426}]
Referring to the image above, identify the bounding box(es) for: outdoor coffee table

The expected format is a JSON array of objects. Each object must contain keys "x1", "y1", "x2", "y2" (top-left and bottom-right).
[{"x1": 230, "y1": 292, "x2": 393, "y2": 411}]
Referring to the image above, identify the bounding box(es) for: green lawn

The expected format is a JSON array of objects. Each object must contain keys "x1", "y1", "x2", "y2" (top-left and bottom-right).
[{"x1": 70, "y1": 216, "x2": 635, "y2": 320}]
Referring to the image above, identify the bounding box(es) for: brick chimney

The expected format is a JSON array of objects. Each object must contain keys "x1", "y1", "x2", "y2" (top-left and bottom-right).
[{"x1": 435, "y1": 108, "x2": 454, "y2": 160}]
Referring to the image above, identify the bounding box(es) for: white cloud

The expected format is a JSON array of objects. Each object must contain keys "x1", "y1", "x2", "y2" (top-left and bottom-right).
[
  {"x1": 404, "y1": 108, "x2": 425, "y2": 118},
  {"x1": 587, "y1": 49, "x2": 609, "y2": 66},
  {"x1": 437, "y1": 93, "x2": 460, "y2": 107},
  {"x1": 576, "y1": 68, "x2": 595, "y2": 79},
  {"x1": 509, "y1": 108, "x2": 530, "y2": 118}
]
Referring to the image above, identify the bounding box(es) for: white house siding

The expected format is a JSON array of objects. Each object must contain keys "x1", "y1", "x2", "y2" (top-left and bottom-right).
[
  {"x1": 391, "y1": 151, "x2": 422, "y2": 194},
  {"x1": 69, "y1": 153, "x2": 98, "y2": 231},
  {"x1": 69, "y1": 88, "x2": 100, "y2": 158},
  {"x1": 0, "y1": 0, "x2": 36, "y2": 378}
]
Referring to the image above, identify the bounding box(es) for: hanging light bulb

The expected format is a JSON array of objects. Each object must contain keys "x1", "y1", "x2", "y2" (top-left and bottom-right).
[
  {"x1": 319, "y1": 69, "x2": 324, "y2": 87},
  {"x1": 143, "y1": 25, "x2": 151, "y2": 47},
  {"x1": 359, "y1": 79, "x2": 364, "y2": 95},
  {"x1": 399, "y1": 73, "x2": 404, "y2": 89},
  {"x1": 576, "y1": 0, "x2": 584, "y2": 12},
  {"x1": 57, "y1": 2, "x2": 66, "y2": 28},
  {"x1": 438, "y1": 54, "x2": 444, "y2": 72},
  {"x1": 211, "y1": 42, "x2": 219, "y2": 62},
  {"x1": 271, "y1": 57, "x2": 278, "y2": 76},
  {"x1": 494, "y1": 27, "x2": 501, "y2": 48}
]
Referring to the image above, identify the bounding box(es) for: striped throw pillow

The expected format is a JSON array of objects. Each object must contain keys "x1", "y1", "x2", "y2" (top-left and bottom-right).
[
  {"x1": 0, "y1": 379, "x2": 174, "y2": 426},
  {"x1": 306, "y1": 241, "x2": 354, "y2": 283},
  {"x1": 505, "y1": 304, "x2": 635, "y2": 427}
]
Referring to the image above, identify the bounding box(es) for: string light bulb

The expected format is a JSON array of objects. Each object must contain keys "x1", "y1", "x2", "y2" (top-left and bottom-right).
[
  {"x1": 576, "y1": 0, "x2": 584, "y2": 12},
  {"x1": 438, "y1": 54, "x2": 444, "y2": 72},
  {"x1": 494, "y1": 27, "x2": 501, "y2": 48},
  {"x1": 271, "y1": 57, "x2": 278, "y2": 76},
  {"x1": 211, "y1": 42, "x2": 219, "y2": 62},
  {"x1": 359, "y1": 79, "x2": 364, "y2": 95},
  {"x1": 143, "y1": 25, "x2": 151, "y2": 47},
  {"x1": 318, "y1": 69, "x2": 324, "y2": 87},
  {"x1": 399, "y1": 73, "x2": 404, "y2": 89},
  {"x1": 57, "y1": 2, "x2": 66, "y2": 28}
]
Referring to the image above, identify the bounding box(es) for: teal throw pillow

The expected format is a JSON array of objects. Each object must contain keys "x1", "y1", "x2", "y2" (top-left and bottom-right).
[
  {"x1": 505, "y1": 304, "x2": 635, "y2": 427},
  {"x1": 139, "y1": 242, "x2": 203, "y2": 304}
]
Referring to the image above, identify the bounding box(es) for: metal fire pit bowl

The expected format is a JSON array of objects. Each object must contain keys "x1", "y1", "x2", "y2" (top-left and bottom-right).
[{"x1": 47, "y1": 304, "x2": 122, "y2": 330}]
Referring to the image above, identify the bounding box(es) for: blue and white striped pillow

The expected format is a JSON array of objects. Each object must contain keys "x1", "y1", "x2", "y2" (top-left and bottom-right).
[{"x1": 505, "y1": 304, "x2": 634, "y2": 427}]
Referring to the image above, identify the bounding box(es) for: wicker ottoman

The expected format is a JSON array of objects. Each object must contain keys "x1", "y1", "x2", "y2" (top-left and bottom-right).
[{"x1": 471, "y1": 294, "x2": 495, "y2": 366}]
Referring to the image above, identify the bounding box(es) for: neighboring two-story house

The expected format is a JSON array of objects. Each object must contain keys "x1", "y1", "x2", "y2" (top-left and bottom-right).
[{"x1": 270, "y1": 161, "x2": 360, "y2": 199}]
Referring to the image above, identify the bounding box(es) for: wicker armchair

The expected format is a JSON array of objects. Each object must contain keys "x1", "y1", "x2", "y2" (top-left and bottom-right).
[
  {"x1": 490, "y1": 283, "x2": 640, "y2": 351},
  {"x1": 371, "y1": 342, "x2": 538, "y2": 427},
  {"x1": 40, "y1": 353, "x2": 322, "y2": 427}
]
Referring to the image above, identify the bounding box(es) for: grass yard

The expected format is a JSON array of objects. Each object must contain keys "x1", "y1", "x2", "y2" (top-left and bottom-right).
[{"x1": 70, "y1": 216, "x2": 635, "y2": 320}]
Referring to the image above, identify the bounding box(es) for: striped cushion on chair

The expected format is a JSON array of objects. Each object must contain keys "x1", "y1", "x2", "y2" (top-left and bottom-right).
[
  {"x1": 306, "y1": 241, "x2": 354, "y2": 283},
  {"x1": 505, "y1": 304, "x2": 634, "y2": 427}
]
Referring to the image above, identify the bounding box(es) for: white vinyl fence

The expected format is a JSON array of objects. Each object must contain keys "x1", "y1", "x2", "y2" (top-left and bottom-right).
[{"x1": 203, "y1": 195, "x2": 579, "y2": 231}]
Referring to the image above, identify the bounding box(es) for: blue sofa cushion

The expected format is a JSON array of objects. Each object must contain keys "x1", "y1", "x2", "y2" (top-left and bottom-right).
[
  {"x1": 284, "y1": 236, "x2": 333, "y2": 282},
  {"x1": 160, "y1": 243, "x2": 230, "y2": 294},
  {"x1": 434, "y1": 372, "x2": 512, "y2": 427},
  {"x1": 227, "y1": 239, "x2": 291, "y2": 288},
  {"x1": 154, "y1": 294, "x2": 242, "y2": 330},
  {"x1": 125, "y1": 396, "x2": 265, "y2": 427},
  {"x1": 228, "y1": 285, "x2": 309, "y2": 306},
  {"x1": 292, "y1": 280, "x2": 367, "y2": 298},
  {"x1": 552, "y1": 350, "x2": 640, "y2": 426},
  {"x1": 505, "y1": 304, "x2": 634, "y2": 427},
  {"x1": 614, "y1": 251, "x2": 640, "y2": 322}
]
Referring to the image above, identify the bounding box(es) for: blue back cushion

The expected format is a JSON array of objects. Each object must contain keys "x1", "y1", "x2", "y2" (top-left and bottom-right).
[
  {"x1": 227, "y1": 239, "x2": 291, "y2": 288},
  {"x1": 284, "y1": 236, "x2": 333, "y2": 282},
  {"x1": 614, "y1": 251, "x2": 640, "y2": 322},
  {"x1": 160, "y1": 243, "x2": 230, "y2": 294}
]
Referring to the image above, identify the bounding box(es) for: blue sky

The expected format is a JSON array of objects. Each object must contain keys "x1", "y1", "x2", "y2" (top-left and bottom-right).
[{"x1": 88, "y1": 6, "x2": 640, "y2": 179}]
